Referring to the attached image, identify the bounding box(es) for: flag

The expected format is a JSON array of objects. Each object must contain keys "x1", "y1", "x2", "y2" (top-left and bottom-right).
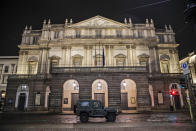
[{"x1": 102, "y1": 47, "x2": 105, "y2": 67}]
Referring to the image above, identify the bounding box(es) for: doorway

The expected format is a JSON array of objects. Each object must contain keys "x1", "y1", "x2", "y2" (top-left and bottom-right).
[
  {"x1": 18, "y1": 93, "x2": 26, "y2": 111},
  {"x1": 71, "y1": 93, "x2": 79, "y2": 110},
  {"x1": 94, "y1": 93, "x2": 105, "y2": 106},
  {"x1": 121, "y1": 93, "x2": 128, "y2": 109}
]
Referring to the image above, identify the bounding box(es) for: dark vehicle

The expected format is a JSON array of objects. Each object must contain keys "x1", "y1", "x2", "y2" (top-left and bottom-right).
[{"x1": 75, "y1": 100, "x2": 118, "y2": 123}]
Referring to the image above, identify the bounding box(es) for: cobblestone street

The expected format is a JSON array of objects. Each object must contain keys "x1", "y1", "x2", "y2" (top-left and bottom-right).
[{"x1": 0, "y1": 112, "x2": 195, "y2": 131}]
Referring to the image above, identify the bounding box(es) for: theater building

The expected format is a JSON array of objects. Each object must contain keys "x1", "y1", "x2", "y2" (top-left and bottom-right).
[{"x1": 4, "y1": 15, "x2": 183, "y2": 113}]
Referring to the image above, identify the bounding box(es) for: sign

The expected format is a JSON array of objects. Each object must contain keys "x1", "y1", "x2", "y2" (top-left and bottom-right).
[{"x1": 182, "y1": 62, "x2": 190, "y2": 75}]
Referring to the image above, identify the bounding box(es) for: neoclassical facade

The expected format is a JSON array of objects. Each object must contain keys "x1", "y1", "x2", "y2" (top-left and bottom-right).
[{"x1": 4, "y1": 16, "x2": 183, "y2": 113}]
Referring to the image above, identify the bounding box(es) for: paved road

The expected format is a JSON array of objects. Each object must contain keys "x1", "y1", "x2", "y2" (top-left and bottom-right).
[{"x1": 0, "y1": 112, "x2": 195, "y2": 131}]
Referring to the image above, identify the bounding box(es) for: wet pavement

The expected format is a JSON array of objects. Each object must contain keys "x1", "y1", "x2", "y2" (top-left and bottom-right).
[{"x1": 0, "y1": 112, "x2": 195, "y2": 131}]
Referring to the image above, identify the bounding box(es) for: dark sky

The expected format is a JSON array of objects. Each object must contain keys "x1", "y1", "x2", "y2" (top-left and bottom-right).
[{"x1": 0, "y1": 0, "x2": 195, "y2": 59}]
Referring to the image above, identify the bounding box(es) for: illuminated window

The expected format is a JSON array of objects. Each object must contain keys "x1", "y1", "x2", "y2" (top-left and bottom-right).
[
  {"x1": 161, "y1": 60, "x2": 169, "y2": 73},
  {"x1": 28, "y1": 61, "x2": 37, "y2": 74}
]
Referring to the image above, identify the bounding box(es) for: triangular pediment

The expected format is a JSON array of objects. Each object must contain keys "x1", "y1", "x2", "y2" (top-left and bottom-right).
[{"x1": 70, "y1": 15, "x2": 128, "y2": 28}]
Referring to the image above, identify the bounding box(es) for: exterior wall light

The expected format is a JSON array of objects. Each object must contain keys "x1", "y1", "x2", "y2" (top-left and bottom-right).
[{"x1": 97, "y1": 81, "x2": 102, "y2": 90}]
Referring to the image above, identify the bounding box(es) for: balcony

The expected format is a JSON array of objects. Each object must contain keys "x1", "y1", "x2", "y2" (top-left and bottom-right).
[{"x1": 51, "y1": 66, "x2": 148, "y2": 74}]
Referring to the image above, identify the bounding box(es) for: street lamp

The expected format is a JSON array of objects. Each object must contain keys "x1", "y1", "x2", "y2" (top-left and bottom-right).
[
  {"x1": 97, "y1": 81, "x2": 102, "y2": 90},
  {"x1": 123, "y1": 80, "x2": 126, "y2": 87}
]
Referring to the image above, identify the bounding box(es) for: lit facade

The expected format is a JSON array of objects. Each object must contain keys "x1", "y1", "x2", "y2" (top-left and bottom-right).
[
  {"x1": 4, "y1": 16, "x2": 183, "y2": 113},
  {"x1": 180, "y1": 52, "x2": 196, "y2": 97},
  {"x1": 0, "y1": 56, "x2": 18, "y2": 110}
]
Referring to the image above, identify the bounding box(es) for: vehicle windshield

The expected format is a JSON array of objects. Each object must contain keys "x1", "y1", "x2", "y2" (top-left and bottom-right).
[{"x1": 80, "y1": 101, "x2": 90, "y2": 107}]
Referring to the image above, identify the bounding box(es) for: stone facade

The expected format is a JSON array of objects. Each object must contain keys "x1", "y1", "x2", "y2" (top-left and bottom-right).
[
  {"x1": 180, "y1": 52, "x2": 196, "y2": 100},
  {"x1": 4, "y1": 16, "x2": 183, "y2": 113},
  {"x1": 0, "y1": 56, "x2": 18, "y2": 110}
]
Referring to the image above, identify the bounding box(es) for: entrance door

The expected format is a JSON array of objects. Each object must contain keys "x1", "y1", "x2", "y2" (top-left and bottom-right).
[
  {"x1": 18, "y1": 93, "x2": 26, "y2": 111},
  {"x1": 94, "y1": 93, "x2": 105, "y2": 106},
  {"x1": 121, "y1": 93, "x2": 128, "y2": 109},
  {"x1": 174, "y1": 95, "x2": 181, "y2": 109},
  {"x1": 71, "y1": 93, "x2": 79, "y2": 111}
]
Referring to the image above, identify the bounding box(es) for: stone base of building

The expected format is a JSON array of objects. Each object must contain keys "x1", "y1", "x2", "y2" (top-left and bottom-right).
[{"x1": 3, "y1": 72, "x2": 187, "y2": 113}]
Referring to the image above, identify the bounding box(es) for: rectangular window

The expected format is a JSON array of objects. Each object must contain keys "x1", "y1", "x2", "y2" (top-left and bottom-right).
[
  {"x1": 35, "y1": 93, "x2": 41, "y2": 106},
  {"x1": 80, "y1": 101, "x2": 89, "y2": 107},
  {"x1": 3, "y1": 75, "x2": 8, "y2": 84},
  {"x1": 54, "y1": 32, "x2": 59, "y2": 39},
  {"x1": 96, "y1": 30, "x2": 102, "y2": 38},
  {"x1": 76, "y1": 30, "x2": 81, "y2": 38},
  {"x1": 158, "y1": 35, "x2": 164, "y2": 43},
  {"x1": 158, "y1": 92, "x2": 164, "y2": 104},
  {"x1": 116, "y1": 30, "x2": 122, "y2": 38},
  {"x1": 28, "y1": 62, "x2": 37, "y2": 74},
  {"x1": 4, "y1": 66, "x2": 9, "y2": 73},
  {"x1": 33, "y1": 37, "x2": 38, "y2": 44},
  {"x1": 138, "y1": 30, "x2": 143, "y2": 38},
  {"x1": 0, "y1": 64, "x2": 3, "y2": 74},
  {"x1": 11, "y1": 64, "x2": 15, "y2": 74}
]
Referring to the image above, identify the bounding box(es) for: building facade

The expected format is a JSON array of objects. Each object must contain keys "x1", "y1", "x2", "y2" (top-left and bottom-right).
[
  {"x1": 4, "y1": 16, "x2": 183, "y2": 113},
  {"x1": 0, "y1": 56, "x2": 18, "y2": 110},
  {"x1": 180, "y1": 52, "x2": 196, "y2": 99}
]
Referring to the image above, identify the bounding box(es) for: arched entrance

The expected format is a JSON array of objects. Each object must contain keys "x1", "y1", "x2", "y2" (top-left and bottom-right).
[
  {"x1": 121, "y1": 79, "x2": 137, "y2": 112},
  {"x1": 92, "y1": 79, "x2": 108, "y2": 107},
  {"x1": 15, "y1": 84, "x2": 29, "y2": 111},
  {"x1": 62, "y1": 80, "x2": 79, "y2": 111},
  {"x1": 169, "y1": 83, "x2": 184, "y2": 109}
]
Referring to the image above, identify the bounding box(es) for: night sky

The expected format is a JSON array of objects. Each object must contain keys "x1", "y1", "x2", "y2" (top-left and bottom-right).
[{"x1": 0, "y1": 0, "x2": 195, "y2": 59}]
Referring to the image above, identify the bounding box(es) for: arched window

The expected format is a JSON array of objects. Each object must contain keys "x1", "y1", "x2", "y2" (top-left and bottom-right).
[
  {"x1": 160, "y1": 54, "x2": 170, "y2": 73},
  {"x1": 115, "y1": 54, "x2": 126, "y2": 66}
]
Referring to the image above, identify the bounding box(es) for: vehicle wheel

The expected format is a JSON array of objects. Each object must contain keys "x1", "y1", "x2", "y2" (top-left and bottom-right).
[
  {"x1": 80, "y1": 113, "x2": 89, "y2": 123},
  {"x1": 107, "y1": 113, "x2": 116, "y2": 122}
]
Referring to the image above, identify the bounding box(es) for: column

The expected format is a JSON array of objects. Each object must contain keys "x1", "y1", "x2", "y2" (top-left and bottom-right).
[
  {"x1": 105, "y1": 45, "x2": 109, "y2": 66},
  {"x1": 84, "y1": 46, "x2": 88, "y2": 66},
  {"x1": 68, "y1": 46, "x2": 72, "y2": 67},
  {"x1": 108, "y1": 46, "x2": 111, "y2": 66},
  {"x1": 131, "y1": 45, "x2": 136, "y2": 66},
  {"x1": 37, "y1": 50, "x2": 43, "y2": 73},
  {"x1": 153, "y1": 47, "x2": 158, "y2": 72},
  {"x1": 126, "y1": 45, "x2": 131, "y2": 66},
  {"x1": 149, "y1": 44, "x2": 160, "y2": 73},
  {"x1": 40, "y1": 49, "x2": 47, "y2": 73},
  {"x1": 17, "y1": 51, "x2": 23, "y2": 74},
  {"x1": 89, "y1": 46, "x2": 93, "y2": 67},
  {"x1": 87, "y1": 46, "x2": 90, "y2": 66},
  {"x1": 62, "y1": 46, "x2": 67, "y2": 67},
  {"x1": 22, "y1": 51, "x2": 28, "y2": 74},
  {"x1": 110, "y1": 46, "x2": 114, "y2": 66},
  {"x1": 65, "y1": 46, "x2": 71, "y2": 67}
]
